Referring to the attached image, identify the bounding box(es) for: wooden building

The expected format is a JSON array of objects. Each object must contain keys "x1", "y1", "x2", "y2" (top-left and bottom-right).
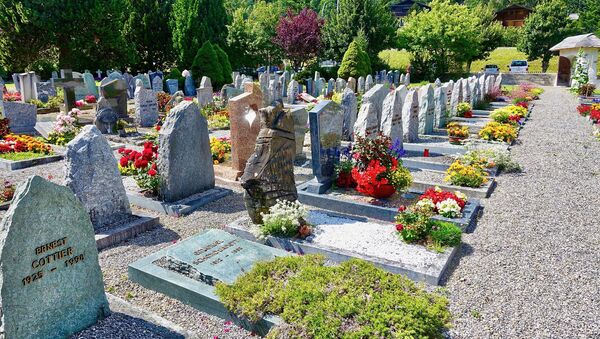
[{"x1": 494, "y1": 4, "x2": 532, "y2": 27}]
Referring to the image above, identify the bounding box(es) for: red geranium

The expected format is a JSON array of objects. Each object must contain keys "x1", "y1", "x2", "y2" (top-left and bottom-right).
[
  {"x1": 352, "y1": 160, "x2": 391, "y2": 197},
  {"x1": 508, "y1": 114, "x2": 521, "y2": 124},
  {"x1": 419, "y1": 187, "x2": 466, "y2": 211},
  {"x1": 516, "y1": 101, "x2": 528, "y2": 109},
  {"x1": 577, "y1": 105, "x2": 592, "y2": 116},
  {"x1": 85, "y1": 95, "x2": 97, "y2": 104}
]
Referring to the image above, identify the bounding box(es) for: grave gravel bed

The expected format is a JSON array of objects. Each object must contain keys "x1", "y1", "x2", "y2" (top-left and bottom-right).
[{"x1": 444, "y1": 87, "x2": 600, "y2": 337}]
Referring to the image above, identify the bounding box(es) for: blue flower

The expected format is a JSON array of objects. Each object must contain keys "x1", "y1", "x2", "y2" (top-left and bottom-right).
[{"x1": 389, "y1": 138, "x2": 406, "y2": 159}]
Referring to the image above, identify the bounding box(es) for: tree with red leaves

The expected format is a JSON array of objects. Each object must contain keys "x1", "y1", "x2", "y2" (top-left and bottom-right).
[{"x1": 273, "y1": 8, "x2": 324, "y2": 69}]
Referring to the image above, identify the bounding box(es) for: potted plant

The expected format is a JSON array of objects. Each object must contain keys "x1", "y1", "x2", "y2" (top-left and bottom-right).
[
  {"x1": 447, "y1": 122, "x2": 469, "y2": 144},
  {"x1": 456, "y1": 102, "x2": 473, "y2": 118}
]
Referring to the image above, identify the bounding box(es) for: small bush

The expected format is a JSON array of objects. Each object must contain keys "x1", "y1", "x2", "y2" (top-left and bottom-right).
[
  {"x1": 430, "y1": 221, "x2": 462, "y2": 247},
  {"x1": 216, "y1": 255, "x2": 451, "y2": 338},
  {"x1": 214, "y1": 44, "x2": 233, "y2": 85},
  {"x1": 191, "y1": 41, "x2": 224, "y2": 88},
  {"x1": 338, "y1": 40, "x2": 371, "y2": 79}
]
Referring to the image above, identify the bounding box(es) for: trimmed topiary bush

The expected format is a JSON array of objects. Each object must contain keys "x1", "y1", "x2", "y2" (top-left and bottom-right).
[
  {"x1": 216, "y1": 255, "x2": 452, "y2": 338},
  {"x1": 214, "y1": 44, "x2": 233, "y2": 85},
  {"x1": 338, "y1": 40, "x2": 371, "y2": 79},
  {"x1": 191, "y1": 41, "x2": 224, "y2": 88}
]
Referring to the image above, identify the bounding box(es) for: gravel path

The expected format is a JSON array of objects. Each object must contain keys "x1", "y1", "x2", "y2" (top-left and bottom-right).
[{"x1": 444, "y1": 87, "x2": 600, "y2": 337}]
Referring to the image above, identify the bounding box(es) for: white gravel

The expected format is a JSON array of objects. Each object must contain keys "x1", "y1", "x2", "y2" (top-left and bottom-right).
[{"x1": 444, "y1": 87, "x2": 600, "y2": 337}]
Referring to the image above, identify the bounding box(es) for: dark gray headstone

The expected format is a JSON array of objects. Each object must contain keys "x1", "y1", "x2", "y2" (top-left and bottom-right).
[
  {"x1": 0, "y1": 176, "x2": 110, "y2": 338},
  {"x1": 36, "y1": 81, "x2": 56, "y2": 102},
  {"x1": 184, "y1": 75, "x2": 195, "y2": 96},
  {"x1": 158, "y1": 101, "x2": 215, "y2": 202},
  {"x1": 100, "y1": 79, "x2": 128, "y2": 118},
  {"x1": 166, "y1": 79, "x2": 179, "y2": 95},
  {"x1": 65, "y1": 126, "x2": 131, "y2": 229}
]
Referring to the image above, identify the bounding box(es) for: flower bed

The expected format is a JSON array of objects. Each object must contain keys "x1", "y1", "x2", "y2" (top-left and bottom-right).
[
  {"x1": 445, "y1": 159, "x2": 488, "y2": 188},
  {"x1": 478, "y1": 121, "x2": 518, "y2": 143},
  {"x1": 118, "y1": 142, "x2": 160, "y2": 196},
  {"x1": 490, "y1": 105, "x2": 528, "y2": 125},
  {"x1": 210, "y1": 136, "x2": 231, "y2": 164},
  {"x1": 456, "y1": 102, "x2": 473, "y2": 118},
  {"x1": 335, "y1": 134, "x2": 412, "y2": 199},
  {"x1": 0, "y1": 134, "x2": 53, "y2": 156},
  {"x1": 46, "y1": 109, "x2": 82, "y2": 146},
  {"x1": 447, "y1": 122, "x2": 469, "y2": 144},
  {"x1": 508, "y1": 82, "x2": 543, "y2": 104}
]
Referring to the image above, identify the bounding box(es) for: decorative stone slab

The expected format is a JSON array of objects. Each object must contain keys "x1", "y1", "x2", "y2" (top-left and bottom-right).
[
  {"x1": 125, "y1": 182, "x2": 232, "y2": 217},
  {"x1": 95, "y1": 214, "x2": 160, "y2": 251},
  {"x1": 224, "y1": 214, "x2": 459, "y2": 285},
  {"x1": 128, "y1": 229, "x2": 287, "y2": 335},
  {"x1": 296, "y1": 181, "x2": 481, "y2": 228},
  {"x1": 0, "y1": 153, "x2": 64, "y2": 170}
]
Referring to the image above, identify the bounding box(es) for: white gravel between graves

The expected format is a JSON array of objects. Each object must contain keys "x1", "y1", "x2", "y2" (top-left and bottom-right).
[{"x1": 444, "y1": 87, "x2": 600, "y2": 338}]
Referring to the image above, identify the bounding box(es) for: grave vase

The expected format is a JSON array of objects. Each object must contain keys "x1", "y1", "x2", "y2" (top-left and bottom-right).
[{"x1": 371, "y1": 183, "x2": 396, "y2": 199}]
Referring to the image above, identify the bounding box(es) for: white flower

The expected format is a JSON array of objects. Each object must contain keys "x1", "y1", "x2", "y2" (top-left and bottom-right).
[
  {"x1": 454, "y1": 191, "x2": 467, "y2": 203},
  {"x1": 437, "y1": 198, "x2": 461, "y2": 218},
  {"x1": 416, "y1": 198, "x2": 435, "y2": 211}
]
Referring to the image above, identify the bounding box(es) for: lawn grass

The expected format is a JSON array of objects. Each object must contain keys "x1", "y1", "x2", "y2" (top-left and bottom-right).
[
  {"x1": 0, "y1": 151, "x2": 52, "y2": 161},
  {"x1": 379, "y1": 47, "x2": 560, "y2": 74}
]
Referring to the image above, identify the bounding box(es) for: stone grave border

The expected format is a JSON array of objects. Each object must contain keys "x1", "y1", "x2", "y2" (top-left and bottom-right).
[
  {"x1": 126, "y1": 187, "x2": 232, "y2": 217},
  {"x1": 95, "y1": 213, "x2": 160, "y2": 250},
  {"x1": 409, "y1": 170, "x2": 496, "y2": 199},
  {"x1": 296, "y1": 183, "x2": 481, "y2": 228},
  {"x1": 128, "y1": 230, "x2": 283, "y2": 336},
  {"x1": 0, "y1": 153, "x2": 64, "y2": 170},
  {"x1": 224, "y1": 214, "x2": 459, "y2": 285}
]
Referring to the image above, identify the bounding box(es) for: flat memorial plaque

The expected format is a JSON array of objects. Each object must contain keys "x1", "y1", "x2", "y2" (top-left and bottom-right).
[{"x1": 129, "y1": 229, "x2": 289, "y2": 334}]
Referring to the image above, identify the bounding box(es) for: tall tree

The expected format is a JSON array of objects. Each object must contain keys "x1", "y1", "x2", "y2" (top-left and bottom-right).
[
  {"x1": 247, "y1": 1, "x2": 283, "y2": 67},
  {"x1": 465, "y1": 5, "x2": 505, "y2": 72},
  {"x1": 171, "y1": 0, "x2": 228, "y2": 68},
  {"x1": 321, "y1": 0, "x2": 398, "y2": 62},
  {"x1": 123, "y1": 0, "x2": 176, "y2": 72},
  {"x1": 214, "y1": 44, "x2": 234, "y2": 84},
  {"x1": 226, "y1": 8, "x2": 256, "y2": 69},
  {"x1": 518, "y1": 0, "x2": 572, "y2": 72},
  {"x1": 572, "y1": 0, "x2": 600, "y2": 36},
  {"x1": 399, "y1": 0, "x2": 482, "y2": 79},
  {"x1": 0, "y1": 0, "x2": 134, "y2": 71},
  {"x1": 273, "y1": 8, "x2": 324, "y2": 68}
]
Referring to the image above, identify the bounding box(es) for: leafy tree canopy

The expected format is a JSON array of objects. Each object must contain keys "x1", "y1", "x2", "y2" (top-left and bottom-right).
[{"x1": 273, "y1": 8, "x2": 324, "y2": 68}]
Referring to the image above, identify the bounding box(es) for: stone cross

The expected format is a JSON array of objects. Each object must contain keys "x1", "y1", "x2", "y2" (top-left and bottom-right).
[
  {"x1": 96, "y1": 69, "x2": 102, "y2": 79},
  {"x1": 54, "y1": 69, "x2": 85, "y2": 112}
]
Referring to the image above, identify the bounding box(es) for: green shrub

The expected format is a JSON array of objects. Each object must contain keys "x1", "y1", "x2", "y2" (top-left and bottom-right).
[
  {"x1": 216, "y1": 255, "x2": 451, "y2": 338},
  {"x1": 430, "y1": 221, "x2": 462, "y2": 247},
  {"x1": 191, "y1": 41, "x2": 224, "y2": 88},
  {"x1": 213, "y1": 44, "x2": 233, "y2": 85},
  {"x1": 338, "y1": 40, "x2": 371, "y2": 79}
]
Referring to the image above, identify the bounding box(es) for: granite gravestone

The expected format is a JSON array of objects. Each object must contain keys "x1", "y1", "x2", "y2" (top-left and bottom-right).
[
  {"x1": 307, "y1": 100, "x2": 343, "y2": 194},
  {"x1": 418, "y1": 84, "x2": 435, "y2": 135},
  {"x1": 123, "y1": 72, "x2": 135, "y2": 99},
  {"x1": 94, "y1": 97, "x2": 119, "y2": 134},
  {"x1": 83, "y1": 71, "x2": 99, "y2": 98},
  {"x1": 54, "y1": 69, "x2": 85, "y2": 112},
  {"x1": 341, "y1": 87, "x2": 358, "y2": 141},
  {"x1": 462, "y1": 79, "x2": 471, "y2": 106},
  {"x1": 357, "y1": 76, "x2": 365, "y2": 94},
  {"x1": 354, "y1": 84, "x2": 388, "y2": 138},
  {"x1": 380, "y1": 86, "x2": 406, "y2": 145},
  {"x1": 0, "y1": 176, "x2": 110, "y2": 338},
  {"x1": 64, "y1": 126, "x2": 131, "y2": 229},
  {"x1": 100, "y1": 78, "x2": 128, "y2": 118},
  {"x1": 364, "y1": 75, "x2": 374, "y2": 92},
  {"x1": 158, "y1": 101, "x2": 215, "y2": 202},
  {"x1": 134, "y1": 79, "x2": 160, "y2": 127},
  {"x1": 3, "y1": 101, "x2": 37, "y2": 134},
  {"x1": 291, "y1": 107, "x2": 309, "y2": 160},
  {"x1": 228, "y1": 83, "x2": 264, "y2": 179},
  {"x1": 36, "y1": 81, "x2": 56, "y2": 103},
  {"x1": 152, "y1": 76, "x2": 163, "y2": 93},
  {"x1": 287, "y1": 80, "x2": 299, "y2": 104},
  {"x1": 240, "y1": 102, "x2": 297, "y2": 224},
  {"x1": 402, "y1": 89, "x2": 419, "y2": 142},
  {"x1": 434, "y1": 84, "x2": 448, "y2": 128},
  {"x1": 17, "y1": 71, "x2": 38, "y2": 102},
  {"x1": 197, "y1": 76, "x2": 213, "y2": 108},
  {"x1": 347, "y1": 77, "x2": 356, "y2": 93},
  {"x1": 449, "y1": 79, "x2": 463, "y2": 117},
  {"x1": 166, "y1": 79, "x2": 179, "y2": 95},
  {"x1": 184, "y1": 74, "x2": 195, "y2": 97}
]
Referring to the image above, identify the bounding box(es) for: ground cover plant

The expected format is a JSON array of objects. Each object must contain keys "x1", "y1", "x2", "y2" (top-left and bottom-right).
[
  {"x1": 253, "y1": 199, "x2": 311, "y2": 239},
  {"x1": 479, "y1": 122, "x2": 518, "y2": 143},
  {"x1": 445, "y1": 160, "x2": 488, "y2": 188},
  {"x1": 216, "y1": 255, "x2": 452, "y2": 338},
  {"x1": 46, "y1": 108, "x2": 82, "y2": 146}
]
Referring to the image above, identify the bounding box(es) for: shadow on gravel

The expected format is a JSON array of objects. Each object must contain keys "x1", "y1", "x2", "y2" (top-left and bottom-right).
[
  {"x1": 71, "y1": 312, "x2": 184, "y2": 339},
  {"x1": 102, "y1": 226, "x2": 181, "y2": 251},
  {"x1": 438, "y1": 243, "x2": 475, "y2": 286}
]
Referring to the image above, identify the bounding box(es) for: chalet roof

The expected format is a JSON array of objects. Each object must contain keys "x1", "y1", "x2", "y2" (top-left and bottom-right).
[
  {"x1": 390, "y1": 0, "x2": 430, "y2": 17},
  {"x1": 550, "y1": 33, "x2": 600, "y2": 51},
  {"x1": 495, "y1": 4, "x2": 533, "y2": 14}
]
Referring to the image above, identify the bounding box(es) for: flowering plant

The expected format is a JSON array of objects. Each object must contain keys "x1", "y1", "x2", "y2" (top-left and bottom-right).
[
  {"x1": 490, "y1": 106, "x2": 525, "y2": 125},
  {"x1": 0, "y1": 181, "x2": 15, "y2": 203},
  {"x1": 210, "y1": 136, "x2": 231, "y2": 164},
  {"x1": 590, "y1": 104, "x2": 600, "y2": 123},
  {"x1": 2, "y1": 92, "x2": 21, "y2": 102},
  {"x1": 456, "y1": 102, "x2": 473, "y2": 118},
  {"x1": 156, "y1": 92, "x2": 172, "y2": 112},
  {"x1": 447, "y1": 122, "x2": 469, "y2": 139},
  {"x1": 479, "y1": 122, "x2": 517, "y2": 143},
  {"x1": 0, "y1": 118, "x2": 9, "y2": 138},
  {"x1": 445, "y1": 160, "x2": 488, "y2": 188},
  {"x1": 84, "y1": 95, "x2": 97, "y2": 104},
  {"x1": 118, "y1": 142, "x2": 160, "y2": 195},
  {"x1": 258, "y1": 199, "x2": 311, "y2": 239},
  {"x1": 516, "y1": 101, "x2": 528, "y2": 109},
  {"x1": 0, "y1": 134, "x2": 52, "y2": 154},
  {"x1": 394, "y1": 205, "x2": 462, "y2": 249},
  {"x1": 47, "y1": 109, "x2": 82, "y2": 146},
  {"x1": 418, "y1": 186, "x2": 467, "y2": 218},
  {"x1": 577, "y1": 105, "x2": 592, "y2": 116}
]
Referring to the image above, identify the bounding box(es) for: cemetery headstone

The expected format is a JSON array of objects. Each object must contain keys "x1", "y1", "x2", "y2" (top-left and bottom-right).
[
  {"x1": 96, "y1": 70, "x2": 102, "y2": 79},
  {"x1": 134, "y1": 79, "x2": 160, "y2": 127},
  {"x1": 0, "y1": 176, "x2": 110, "y2": 338},
  {"x1": 418, "y1": 84, "x2": 435, "y2": 135},
  {"x1": 380, "y1": 86, "x2": 406, "y2": 145},
  {"x1": 404, "y1": 73, "x2": 410, "y2": 86},
  {"x1": 400, "y1": 74, "x2": 405, "y2": 85},
  {"x1": 354, "y1": 84, "x2": 388, "y2": 138},
  {"x1": 291, "y1": 107, "x2": 308, "y2": 160},
  {"x1": 434, "y1": 84, "x2": 448, "y2": 128},
  {"x1": 462, "y1": 79, "x2": 471, "y2": 105},
  {"x1": 341, "y1": 87, "x2": 358, "y2": 141},
  {"x1": 307, "y1": 100, "x2": 343, "y2": 193},
  {"x1": 18, "y1": 71, "x2": 39, "y2": 102},
  {"x1": 446, "y1": 80, "x2": 454, "y2": 106},
  {"x1": 450, "y1": 79, "x2": 464, "y2": 116},
  {"x1": 11, "y1": 73, "x2": 20, "y2": 92},
  {"x1": 287, "y1": 80, "x2": 299, "y2": 104},
  {"x1": 64, "y1": 126, "x2": 131, "y2": 229},
  {"x1": 402, "y1": 89, "x2": 419, "y2": 142},
  {"x1": 240, "y1": 102, "x2": 297, "y2": 223},
  {"x1": 365, "y1": 75, "x2": 374, "y2": 92},
  {"x1": 94, "y1": 97, "x2": 118, "y2": 134},
  {"x1": 305, "y1": 78, "x2": 313, "y2": 98},
  {"x1": 394, "y1": 71, "x2": 400, "y2": 86},
  {"x1": 357, "y1": 76, "x2": 365, "y2": 94},
  {"x1": 184, "y1": 73, "x2": 195, "y2": 96},
  {"x1": 347, "y1": 77, "x2": 356, "y2": 93},
  {"x1": 100, "y1": 78, "x2": 128, "y2": 118},
  {"x1": 83, "y1": 71, "x2": 99, "y2": 98},
  {"x1": 36, "y1": 81, "x2": 56, "y2": 103},
  {"x1": 52, "y1": 71, "x2": 59, "y2": 79},
  {"x1": 269, "y1": 78, "x2": 282, "y2": 102},
  {"x1": 228, "y1": 82, "x2": 264, "y2": 178},
  {"x1": 123, "y1": 72, "x2": 135, "y2": 99},
  {"x1": 166, "y1": 79, "x2": 179, "y2": 95},
  {"x1": 327, "y1": 78, "x2": 335, "y2": 96},
  {"x1": 222, "y1": 85, "x2": 243, "y2": 105},
  {"x1": 55, "y1": 69, "x2": 85, "y2": 112},
  {"x1": 3, "y1": 101, "x2": 37, "y2": 134},
  {"x1": 158, "y1": 101, "x2": 215, "y2": 202}
]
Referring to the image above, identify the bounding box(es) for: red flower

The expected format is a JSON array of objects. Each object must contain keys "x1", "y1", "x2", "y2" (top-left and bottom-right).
[
  {"x1": 148, "y1": 169, "x2": 157, "y2": 176},
  {"x1": 516, "y1": 101, "x2": 528, "y2": 109},
  {"x1": 419, "y1": 187, "x2": 466, "y2": 212},
  {"x1": 155, "y1": 125, "x2": 161, "y2": 131},
  {"x1": 151, "y1": 163, "x2": 157, "y2": 171},
  {"x1": 142, "y1": 148, "x2": 154, "y2": 160},
  {"x1": 590, "y1": 109, "x2": 600, "y2": 123},
  {"x1": 134, "y1": 159, "x2": 149, "y2": 169},
  {"x1": 352, "y1": 152, "x2": 360, "y2": 160},
  {"x1": 119, "y1": 157, "x2": 129, "y2": 167},
  {"x1": 398, "y1": 205, "x2": 406, "y2": 212},
  {"x1": 395, "y1": 224, "x2": 404, "y2": 232},
  {"x1": 463, "y1": 111, "x2": 473, "y2": 118}
]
